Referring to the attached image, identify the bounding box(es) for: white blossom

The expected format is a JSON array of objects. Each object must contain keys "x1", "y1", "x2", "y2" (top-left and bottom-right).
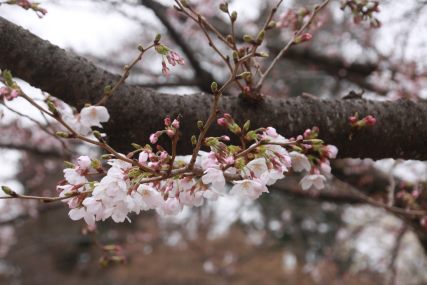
[
  {"x1": 289, "y1": 151, "x2": 311, "y2": 172},
  {"x1": 300, "y1": 174, "x2": 327, "y2": 190}
]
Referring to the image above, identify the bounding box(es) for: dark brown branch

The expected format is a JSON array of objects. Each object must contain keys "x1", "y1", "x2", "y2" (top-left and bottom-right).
[{"x1": 2, "y1": 17, "x2": 427, "y2": 160}]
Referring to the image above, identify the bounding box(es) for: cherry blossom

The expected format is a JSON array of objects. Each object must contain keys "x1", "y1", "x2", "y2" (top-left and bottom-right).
[{"x1": 299, "y1": 174, "x2": 327, "y2": 190}]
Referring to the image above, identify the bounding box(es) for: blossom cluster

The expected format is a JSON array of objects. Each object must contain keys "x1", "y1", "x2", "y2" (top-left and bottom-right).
[
  {"x1": 154, "y1": 43, "x2": 185, "y2": 77},
  {"x1": 57, "y1": 113, "x2": 337, "y2": 226}
]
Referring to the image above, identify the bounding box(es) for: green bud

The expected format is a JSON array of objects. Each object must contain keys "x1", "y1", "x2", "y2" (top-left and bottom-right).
[
  {"x1": 180, "y1": 0, "x2": 190, "y2": 8},
  {"x1": 104, "y1": 85, "x2": 112, "y2": 94},
  {"x1": 155, "y1": 44, "x2": 169, "y2": 55},
  {"x1": 232, "y1": 50, "x2": 239, "y2": 61},
  {"x1": 256, "y1": 30, "x2": 265, "y2": 44},
  {"x1": 131, "y1": 143, "x2": 143, "y2": 150},
  {"x1": 309, "y1": 139, "x2": 324, "y2": 145},
  {"x1": 237, "y1": 71, "x2": 251, "y2": 81},
  {"x1": 197, "y1": 121, "x2": 204, "y2": 129},
  {"x1": 230, "y1": 11, "x2": 237, "y2": 22},
  {"x1": 56, "y1": 131, "x2": 70, "y2": 138},
  {"x1": 266, "y1": 20, "x2": 276, "y2": 30},
  {"x1": 191, "y1": 135, "x2": 197, "y2": 145},
  {"x1": 257, "y1": 52, "x2": 269, "y2": 58},
  {"x1": 245, "y1": 130, "x2": 257, "y2": 141},
  {"x1": 211, "y1": 81, "x2": 218, "y2": 93},
  {"x1": 2, "y1": 70, "x2": 14, "y2": 87},
  {"x1": 1, "y1": 186, "x2": 16, "y2": 196},
  {"x1": 154, "y1": 33, "x2": 161, "y2": 43},
  {"x1": 243, "y1": 34, "x2": 253, "y2": 43},
  {"x1": 91, "y1": 159, "x2": 102, "y2": 170},
  {"x1": 64, "y1": 161, "x2": 75, "y2": 169},
  {"x1": 219, "y1": 2, "x2": 228, "y2": 13},
  {"x1": 101, "y1": 154, "x2": 113, "y2": 160},
  {"x1": 243, "y1": 120, "x2": 250, "y2": 132},
  {"x1": 137, "y1": 44, "x2": 144, "y2": 52},
  {"x1": 229, "y1": 124, "x2": 241, "y2": 135},
  {"x1": 47, "y1": 100, "x2": 58, "y2": 116},
  {"x1": 93, "y1": 131, "x2": 103, "y2": 140},
  {"x1": 234, "y1": 157, "x2": 246, "y2": 170}
]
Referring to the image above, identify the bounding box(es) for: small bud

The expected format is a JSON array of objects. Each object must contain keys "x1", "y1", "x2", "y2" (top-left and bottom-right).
[
  {"x1": 266, "y1": 20, "x2": 276, "y2": 30},
  {"x1": 47, "y1": 100, "x2": 58, "y2": 116},
  {"x1": 294, "y1": 33, "x2": 312, "y2": 44},
  {"x1": 232, "y1": 50, "x2": 239, "y2": 61},
  {"x1": 191, "y1": 135, "x2": 197, "y2": 145},
  {"x1": 155, "y1": 44, "x2": 169, "y2": 55},
  {"x1": 243, "y1": 120, "x2": 250, "y2": 132},
  {"x1": 226, "y1": 35, "x2": 234, "y2": 44},
  {"x1": 137, "y1": 44, "x2": 144, "y2": 52},
  {"x1": 211, "y1": 81, "x2": 218, "y2": 93},
  {"x1": 101, "y1": 154, "x2": 114, "y2": 160},
  {"x1": 230, "y1": 11, "x2": 237, "y2": 22},
  {"x1": 256, "y1": 31, "x2": 265, "y2": 44},
  {"x1": 180, "y1": 0, "x2": 190, "y2": 8},
  {"x1": 93, "y1": 131, "x2": 103, "y2": 140},
  {"x1": 197, "y1": 120, "x2": 204, "y2": 129},
  {"x1": 104, "y1": 85, "x2": 112, "y2": 94},
  {"x1": 245, "y1": 130, "x2": 257, "y2": 141},
  {"x1": 154, "y1": 33, "x2": 162, "y2": 43},
  {"x1": 1, "y1": 186, "x2": 16, "y2": 196},
  {"x1": 256, "y1": 52, "x2": 269, "y2": 58},
  {"x1": 219, "y1": 2, "x2": 228, "y2": 13},
  {"x1": 91, "y1": 159, "x2": 102, "y2": 170},
  {"x1": 131, "y1": 143, "x2": 143, "y2": 149},
  {"x1": 243, "y1": 35, "x2": 253, "y2": 43},
  {"x1": 56, "y1": 131, "x2": 70, "y2": 138},
  {"x1": 2, "y1": 70, "x2": 14, "y2": 86},
  {"x1": 237, "y1": 71, "x2": 251, "y2": 81}
]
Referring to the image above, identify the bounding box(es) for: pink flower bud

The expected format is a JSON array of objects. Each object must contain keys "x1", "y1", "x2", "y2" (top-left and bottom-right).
[
  {"x1": 172, "y1": 119, "x2": 180, "y2": 129},
  {"x1": 150, "y1": 133, "x2": 159, "y2": 144},
  {"x1": 348, "y1": 116, "x2": 358, "y2": 124},
  {"x1": 164, "y1": 116, "x2": 171, "y2": 127},
  {"x1": 364, "y1": 115, "x2": 377, "y2": 126},
  {"x1": 217, "y1": 118, "x2": 228, "y2": 127}
]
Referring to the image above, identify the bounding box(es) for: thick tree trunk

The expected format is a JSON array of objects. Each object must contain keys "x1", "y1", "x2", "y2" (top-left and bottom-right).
[{"x1": 1, "y1": 16, "x2": 427, "y2": 160}]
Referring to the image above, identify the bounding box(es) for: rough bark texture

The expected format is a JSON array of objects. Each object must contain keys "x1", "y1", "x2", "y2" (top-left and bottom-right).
[{"x1": 1, "y1": 16, "x2": 427, "y2": 159}]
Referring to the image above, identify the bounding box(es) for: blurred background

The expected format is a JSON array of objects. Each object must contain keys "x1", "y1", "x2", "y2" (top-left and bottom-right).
[{"x1": 1, "y1": 0, "x2": 427, "y2": 284}]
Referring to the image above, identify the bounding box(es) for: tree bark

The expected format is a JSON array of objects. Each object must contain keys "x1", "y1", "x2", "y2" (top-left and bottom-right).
[{"x1": 1, "y1": 16, "x2": 427, "y2": 159}]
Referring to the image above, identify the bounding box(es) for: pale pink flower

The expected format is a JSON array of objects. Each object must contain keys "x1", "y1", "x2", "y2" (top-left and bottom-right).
[
  {"x1": 202, "y1": 168, "x2": 225, "y2": 190},
  {"x1": 300, "y1": 174, "x2": 327, "y2": 190},
  {"x1": 230, "y1": 179, "x2": 268, "y2": 200},
  {"x1": 79, "y1": 106, "x2": 110, "y2": 128},
  {"x1": 244, "y1": 158, "x2": 268, "y2": 178},
  {"x1": 289, "y1": 152, "x2": 311, "y2": 172},
  {"x1": 69, "y1": 207, "x2": 96, "y2": 226},
  {"x1": 137, "y1": 185, "x2": 164, "y2": 209}
]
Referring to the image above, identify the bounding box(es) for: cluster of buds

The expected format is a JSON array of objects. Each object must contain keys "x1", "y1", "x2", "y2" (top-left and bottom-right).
[
  {"x1": 154, "y1": 35, "x2": 185, "y2": 77},
  {"x1": 217, "y1": 113, "x2": 242, "y2": 135},
  {"x1": 99, "y1": 244, "x2": 126, "y2": 268},
  {"x1": 278, "y1": 8, "x2": 311, "y2": 31},
  {"x1": 349, "y1": 113, "x2": 377, "y2": 128},
  {"x1": 340, "y1": 0, "x2": 381, "y2": 28},
  {"x1": 0, "y1": 86, "x2": 20, "y2": 101},
  {"x1": 149, "y1": 116, "x2": 180, "y2": 144},
  {"x1": 6, "y1": 0, "x2": 47, "y2": 17},
  {"x1": 0, "y1": 70, "x2": 21, "y2": 101}
]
